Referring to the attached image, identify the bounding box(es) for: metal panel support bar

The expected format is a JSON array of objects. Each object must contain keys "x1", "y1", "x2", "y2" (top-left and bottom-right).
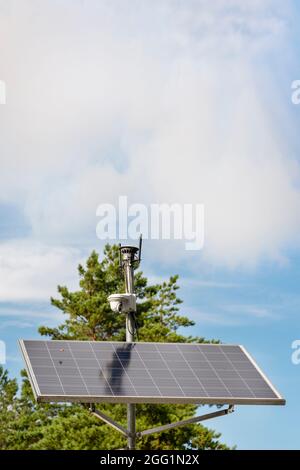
[
  {"x1": 90, "y1": 408, "x2": 129, "y2": 438},
  {"x1": 136, "y1": 405, "x2": 234, "y2": 438},
  {"x1": 89, "y1": 405, "x2": 234, "y2": 442}
]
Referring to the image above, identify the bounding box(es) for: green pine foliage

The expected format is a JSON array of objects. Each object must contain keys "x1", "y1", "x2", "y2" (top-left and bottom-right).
[{"x1": 0, "y1": 244, "x2": 230, "y2": 450}]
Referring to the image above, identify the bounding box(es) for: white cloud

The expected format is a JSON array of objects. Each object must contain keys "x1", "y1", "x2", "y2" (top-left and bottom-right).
[
  {"x1": 0, "y1": 305, "x2": 64, "y2": 324},
  {"x1": 186, "y1": 303, "x2": 277, "y2": 326},
  {"x1": 180, "y1": 278, "x2": 239, "y2": 288},
  {"x1": 0, "y1": 79, "x2": 5, "y2": 104},
  {"x1": 0, "y1": 1, "x2": 299, "y2": 269},
  {"x1": 0, "y1": 240, "x2": 82, "y2": 301},
  {"x1": 0, "y1": 320, "x2": 33, "y2": 329},
  {"x1": 5, "y1": 354, "x2": 23, "y2": 364},
  {"x1": 147, "y1": 274, "x2": 238, "y2": 288},
  {"x1": 185, "y1": 307, "x2": 250, "y2": 326},
  {"x1": 223, "y1": 304, "x2": 275, "y2": 319}
]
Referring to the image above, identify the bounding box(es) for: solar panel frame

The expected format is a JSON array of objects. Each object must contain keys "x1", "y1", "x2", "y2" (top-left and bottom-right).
[{"x1": 19, "y1": 340, "x2": 285, "y2": 406}]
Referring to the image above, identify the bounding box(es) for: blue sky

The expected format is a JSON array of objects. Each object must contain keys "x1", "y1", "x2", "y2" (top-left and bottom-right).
[{"x1": 1, "y1": 0, "x2": 300, "y2": 449}]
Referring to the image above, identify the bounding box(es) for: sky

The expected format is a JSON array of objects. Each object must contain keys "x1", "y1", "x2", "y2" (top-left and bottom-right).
[{"x1": 0, "y1": 0, "x2": 300, "y2": 449}]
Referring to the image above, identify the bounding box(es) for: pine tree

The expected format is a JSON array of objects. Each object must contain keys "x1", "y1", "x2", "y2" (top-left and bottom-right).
[{"x1": 0, "y1": 244, "x2": 230, "y2": 450}]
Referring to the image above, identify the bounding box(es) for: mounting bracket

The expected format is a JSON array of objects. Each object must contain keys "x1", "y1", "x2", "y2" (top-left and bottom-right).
[{"x1": 89, "y1": 404, "x2": 234, "y2": 442}]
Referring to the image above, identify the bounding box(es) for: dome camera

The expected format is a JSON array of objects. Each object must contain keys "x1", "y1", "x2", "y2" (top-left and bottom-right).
[{"x1": 108, "y1": 293, "x2": 136, "y2": 314}]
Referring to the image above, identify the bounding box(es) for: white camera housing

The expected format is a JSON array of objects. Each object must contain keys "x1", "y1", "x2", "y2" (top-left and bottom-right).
[{"x1": 107, "y1": 293, "x2": 136, "y2": 314}]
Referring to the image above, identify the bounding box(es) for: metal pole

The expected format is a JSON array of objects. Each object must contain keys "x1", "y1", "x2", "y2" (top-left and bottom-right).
[{"x1": 123, "y1": 253, "x2": 136, "y2": 450}]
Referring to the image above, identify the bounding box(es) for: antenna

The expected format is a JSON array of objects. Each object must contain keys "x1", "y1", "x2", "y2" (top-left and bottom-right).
[
  {"x1": 138, "y1": 234, "x2": 142, "y2": 266},
  {"x1": 118, "y1": 243, "x2": 122, "y2": 275}
]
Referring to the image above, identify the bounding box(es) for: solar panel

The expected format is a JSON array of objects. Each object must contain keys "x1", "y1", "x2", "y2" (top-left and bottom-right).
[{"x1": 19, "y1": 340, "x2": 285, "y2": 406}]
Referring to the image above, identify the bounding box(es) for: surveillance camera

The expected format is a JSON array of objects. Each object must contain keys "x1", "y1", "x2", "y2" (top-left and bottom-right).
[
  {"x1": 107, "y1": 293, "x2": 136, "y2": 314},
  {"x1": 108, "y1": 296, "x2": 123, "y2": 313}
]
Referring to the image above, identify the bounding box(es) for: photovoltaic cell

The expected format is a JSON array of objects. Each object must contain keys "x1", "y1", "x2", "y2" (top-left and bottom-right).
[{"x1": 19, "y1": 340, "x2": 285, "y2": 405}]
